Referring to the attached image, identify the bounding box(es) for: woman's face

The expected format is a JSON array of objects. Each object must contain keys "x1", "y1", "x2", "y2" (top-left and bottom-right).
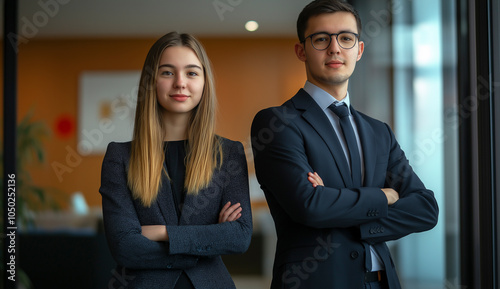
[{"x1": 156, "y1": 46, "x2": 205, "y2": 117}]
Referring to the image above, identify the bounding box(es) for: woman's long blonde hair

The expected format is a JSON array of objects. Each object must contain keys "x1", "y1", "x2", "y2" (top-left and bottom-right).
[{"x1": 128, "y1": 32, "x2": 222, "y2": 207}]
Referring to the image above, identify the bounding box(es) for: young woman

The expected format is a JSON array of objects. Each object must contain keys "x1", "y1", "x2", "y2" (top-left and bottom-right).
[{"x1": 99, "y1": 32, "x2": 252, "y2": 289}]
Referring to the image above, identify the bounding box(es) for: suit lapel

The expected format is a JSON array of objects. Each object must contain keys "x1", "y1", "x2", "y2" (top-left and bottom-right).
[
  {"x1": 178, "y1": 191, "x2": 205, "y2": 225},
  {"x1": 351, "y1": 108, "x2": 377, "y2": 187},
  {"x1": 292, "y1": 90, "x2": 353, "y2": 188},
  {"x1": 156, "y1": 172, "x2": 180, "y2": 225}
]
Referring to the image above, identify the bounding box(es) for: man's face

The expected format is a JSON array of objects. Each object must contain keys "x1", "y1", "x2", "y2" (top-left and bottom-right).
[{"x1": 295, "y1": 12, "x2": 364, "y2": 92}]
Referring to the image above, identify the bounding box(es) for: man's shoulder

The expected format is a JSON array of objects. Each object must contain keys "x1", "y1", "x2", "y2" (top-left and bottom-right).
[
  {"x1": 252, "y1": 89, "x2": 309, "y2": 121},
  {"x1": 252, "y1": 104, "x2": 301, "y2": 128}
]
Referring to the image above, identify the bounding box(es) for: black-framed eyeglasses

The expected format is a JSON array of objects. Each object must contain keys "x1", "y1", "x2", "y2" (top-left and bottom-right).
[{"x1": 301, "y1": 31, "x2": 359, "y2": 50}]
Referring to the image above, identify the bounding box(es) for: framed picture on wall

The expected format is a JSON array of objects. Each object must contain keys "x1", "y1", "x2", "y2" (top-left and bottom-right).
[{"x1": 78, "y1": 71, "x2": 141, "y2": 155}]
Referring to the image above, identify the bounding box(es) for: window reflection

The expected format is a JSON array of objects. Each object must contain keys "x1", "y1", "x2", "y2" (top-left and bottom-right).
[{"x1": 351, "y1": 0, "x2": 459, "y2": 288}]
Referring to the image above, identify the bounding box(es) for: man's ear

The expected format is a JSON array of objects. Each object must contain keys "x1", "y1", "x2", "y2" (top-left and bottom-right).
[
  {"x1": 356, "y1": 41, "x2": 364, "y2": 61},
  {"x1": 295, "y1": 42, "x2": 307, "y2": 62}
]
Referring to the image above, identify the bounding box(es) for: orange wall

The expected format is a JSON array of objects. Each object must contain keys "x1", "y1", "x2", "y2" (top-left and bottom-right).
[{"x1": 16, "y1": 37, "x2": 306, "y2": 208}]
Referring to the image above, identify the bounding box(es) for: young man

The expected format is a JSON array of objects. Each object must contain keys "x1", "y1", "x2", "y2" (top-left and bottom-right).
[{"x1": 251, "y1": 1, "x2": 439, "y2": 288}]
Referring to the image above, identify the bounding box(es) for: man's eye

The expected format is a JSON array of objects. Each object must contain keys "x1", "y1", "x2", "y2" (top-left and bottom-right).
[{"x1": 315, "y1": 37, "x2": 329, "y2": 42}]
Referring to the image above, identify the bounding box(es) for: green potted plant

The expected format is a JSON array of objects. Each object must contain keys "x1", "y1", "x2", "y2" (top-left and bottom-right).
[{"x1": 1, "y1": 110, "x2": 65, "y2": 288}]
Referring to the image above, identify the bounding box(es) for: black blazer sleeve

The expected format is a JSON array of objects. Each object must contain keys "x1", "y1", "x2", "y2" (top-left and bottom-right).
[
  {"x1": 99, "y1": 142, "x2": 199, "y2": 270},
  {"x1": 100, "y1": 140, "x2": 252, "y2": 270},
  {"x1": 251, "y1": 107, "x2": 389, "y2": 229},
  {"x1": 166, "y1": 140, "x2": 253, "y2": 257},
  {"x1": 359, "y1": 123, "x2": 439, "y2": 244},
  {"x1": 252, "y1": 106, "x2": 438, "y2": 237}
]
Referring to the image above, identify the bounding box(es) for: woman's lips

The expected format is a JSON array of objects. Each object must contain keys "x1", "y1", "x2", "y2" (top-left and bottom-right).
[{"x1": 170, "y1": 94, "x2": 189, "y2": 101}]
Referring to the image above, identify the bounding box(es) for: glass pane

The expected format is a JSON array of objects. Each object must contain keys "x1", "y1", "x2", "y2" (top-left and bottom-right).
[
  {"x1": 352, "y1": 0, "x2": 460, "y2": 288},
  {"x1": 391, "y1": 0, "x2": 460, "y2": 288}
]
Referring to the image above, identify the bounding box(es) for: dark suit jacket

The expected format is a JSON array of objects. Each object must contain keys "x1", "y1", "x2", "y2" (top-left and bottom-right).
[
  {"x1": 99, "y1": 137, "x2": 252, "y2": 289},
  {"x1": 251, "y1": 89, "x2": 439, "y2": 289}
]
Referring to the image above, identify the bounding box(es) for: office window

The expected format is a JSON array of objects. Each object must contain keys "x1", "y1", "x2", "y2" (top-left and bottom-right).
[{"x1": 351, "y1": 0, "x2": 459, "y2": 288}]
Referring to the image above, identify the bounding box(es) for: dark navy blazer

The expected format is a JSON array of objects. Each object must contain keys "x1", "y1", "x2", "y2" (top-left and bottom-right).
[
  {"x1": 251, "y1": 89, "x2": 438, "y2": 289},
  {"x1": 99, "y1": 137, "x2": 252, "y2": 289}
]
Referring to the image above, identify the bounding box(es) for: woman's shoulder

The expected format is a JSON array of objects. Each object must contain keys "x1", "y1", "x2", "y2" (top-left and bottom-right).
[
  {"x1": 216, "y1": 135, "x2": 243, "y2": 150},
  {"x1": 216, "y1": 136, "x2": 246, "y2": 163},
  {"x1": 104, "y1": 141, "x2": 132, "y2": 159},
  {"x1": 106, "y1": 141, "x2": 132, "y2": 150}
]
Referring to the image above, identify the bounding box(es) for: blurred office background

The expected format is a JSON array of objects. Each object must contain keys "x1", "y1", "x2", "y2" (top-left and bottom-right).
[{"x1": 1, "y1": 0, "x2": 499, "y2": 288}]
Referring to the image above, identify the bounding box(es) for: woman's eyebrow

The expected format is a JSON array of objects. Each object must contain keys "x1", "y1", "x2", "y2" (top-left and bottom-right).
[{"x1": 158, "y1": 64, "x2": 202, "y2": 70}]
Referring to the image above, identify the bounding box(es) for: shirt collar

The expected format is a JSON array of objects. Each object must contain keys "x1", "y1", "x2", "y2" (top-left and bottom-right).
[{"x1": 303, "y1": 81, "x2": 351, "y2": 110}]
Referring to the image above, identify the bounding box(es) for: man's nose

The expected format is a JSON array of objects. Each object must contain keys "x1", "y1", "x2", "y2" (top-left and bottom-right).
[{"x1": 327, "y1": 36, "x2": 342, "y2": 54}]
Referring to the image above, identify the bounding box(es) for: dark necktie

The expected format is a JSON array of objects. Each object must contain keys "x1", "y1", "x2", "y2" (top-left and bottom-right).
[{"x1": 329, "y1": 103, "x2": 362, "y2": 186}]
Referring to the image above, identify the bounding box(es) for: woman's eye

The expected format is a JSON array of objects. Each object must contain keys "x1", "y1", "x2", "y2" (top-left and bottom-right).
[
  {"x1": 188, "y1": 71, "x2": 199, "y2": 77},
  {"x1": 160, "y1": 71, "x2": 173, "y2": 76}
]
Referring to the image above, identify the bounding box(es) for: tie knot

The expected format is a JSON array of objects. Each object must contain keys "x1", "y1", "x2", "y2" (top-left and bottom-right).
[{"x1": 329, "y1": 103, "x2": 350, "y2": 118}]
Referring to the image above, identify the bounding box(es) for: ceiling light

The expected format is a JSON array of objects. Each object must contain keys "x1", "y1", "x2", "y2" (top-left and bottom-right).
[{"x1": 245, "y1": 21, "x2": 259, "y2": 32}]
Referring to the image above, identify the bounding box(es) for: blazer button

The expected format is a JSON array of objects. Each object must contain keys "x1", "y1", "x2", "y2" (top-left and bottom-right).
[
  {"x1": 350, "y1": 251, "x2": 359, "y2": 259},
  {"x1": 167, "y1": 264, "x2": 173, "y2": 269}
]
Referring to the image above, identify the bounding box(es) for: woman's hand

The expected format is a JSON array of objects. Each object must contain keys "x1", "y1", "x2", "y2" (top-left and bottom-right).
[
  {"x1": 141, "y1": 225, "x2": 168, "y2": 241},
  {"x1": 219, "y1": 202, "x2": 242, "y2": 223},
  {"x1": 141, "y1": 202, "x2": 242, "y2": 241},
  {"x1": 308, "y1": 172, "x2": 324, "y2": 187}
]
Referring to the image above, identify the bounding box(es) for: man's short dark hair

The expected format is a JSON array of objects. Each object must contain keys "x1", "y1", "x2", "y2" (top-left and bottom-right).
[{"x1": 297, "y1": 0, "x2": 362, "y2": 42}]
